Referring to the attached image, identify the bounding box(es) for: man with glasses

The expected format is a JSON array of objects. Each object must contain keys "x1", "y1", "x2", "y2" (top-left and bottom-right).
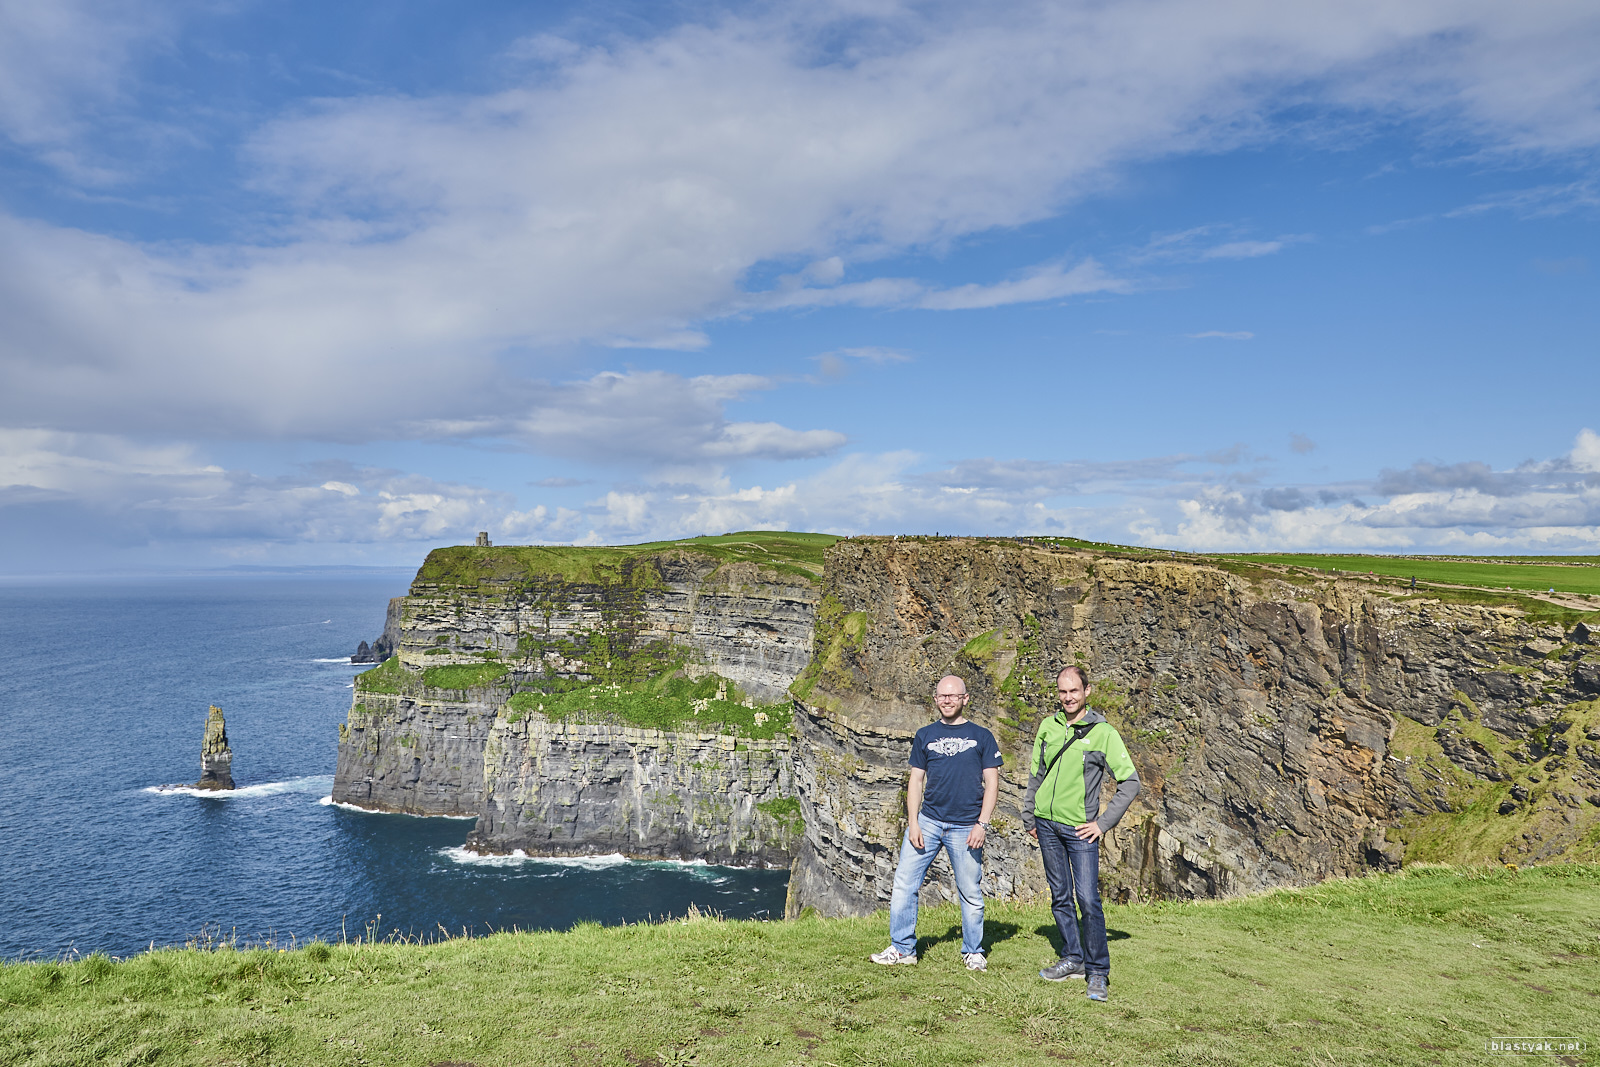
[
  {"x1": 870, "y1": 674, "x2": 1003, "y2": 971},
  {"x1": 1022, "y1": 665, "x2": 1141, "y2": 1002}
]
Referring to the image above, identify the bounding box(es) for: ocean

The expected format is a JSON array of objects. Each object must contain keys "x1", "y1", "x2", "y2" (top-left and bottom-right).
[{"x1": 0, "y1": 574, "x2": 789, "y2": 960}]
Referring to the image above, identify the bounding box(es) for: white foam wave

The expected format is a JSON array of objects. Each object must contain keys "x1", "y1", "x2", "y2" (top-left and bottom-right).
[
  {"x1": 440, "y1": 846, "x2": 633, "y2": 869},
  {"x1": 318, "y1": 797, "x2": 476, "y2": 819},
  {"x1": 438, "y1": 848, "x2": 754, "y2": 874},
  {"x1": 313, "y1": 657, "x2": 358, "y2": 663},
  {"x1": 145, "y1": 775, "x2": 333, "y2": 799}
]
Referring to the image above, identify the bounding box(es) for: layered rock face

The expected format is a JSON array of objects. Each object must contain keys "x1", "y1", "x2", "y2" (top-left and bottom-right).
[
  {"x1": 390, "y1": 553, "x2": 816, "y2": 703},
  {"x1": 786, "y1": 538, "x2": 1600, "y2": 918},
  {"x1": 332, "y1": 546, "x2": 818, "y2": 852},
  {"x1": 467, "y1": 720, "x2": 798, "y2": 865},
  {"x1": 332, "y1": 536, "x2": 1599, "y2": 898},
  {"x1": 334, "y1": 681, "x2": 506, "y2": 816},
  {"x1": 195, "y1": 705, "x2": 234, "y2": 790}
]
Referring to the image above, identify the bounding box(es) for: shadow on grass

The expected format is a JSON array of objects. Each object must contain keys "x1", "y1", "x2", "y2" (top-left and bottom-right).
[
  {"x1": 914, "y1": 921, "x2": 1021, "y2": 956},
  {"x1": 1031, "y1": 923, "x2": 1133, "y2": 956}
]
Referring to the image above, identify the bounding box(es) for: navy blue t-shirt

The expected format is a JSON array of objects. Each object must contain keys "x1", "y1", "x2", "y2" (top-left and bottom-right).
[{"x1": 909, "y1": 720, "x2": 1004, "y2": 825}]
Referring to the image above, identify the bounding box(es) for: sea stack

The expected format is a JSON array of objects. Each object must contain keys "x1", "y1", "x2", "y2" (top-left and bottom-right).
[{"x1": 195, "y1": 705, "x2": 234, "y2": 790}]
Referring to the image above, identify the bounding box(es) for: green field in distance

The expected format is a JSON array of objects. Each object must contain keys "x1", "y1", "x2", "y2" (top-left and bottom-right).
[{"x1": 1228, "y1": 553, "x2": 1600, "y2": 595}]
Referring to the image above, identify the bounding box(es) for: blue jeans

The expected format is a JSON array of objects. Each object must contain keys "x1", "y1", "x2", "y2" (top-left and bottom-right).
[
  {"x1": 1035, "y1": 817, "x2": 1109, "y2": 976},
  {"x1": 888, "y1": 815, "x2": 985, "y2": 956}
]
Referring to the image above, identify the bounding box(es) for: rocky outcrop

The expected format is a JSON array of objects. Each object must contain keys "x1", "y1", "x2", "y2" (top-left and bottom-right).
[
  {"x1": 195, "y1": 705, "x2": 234, "y2": 790},
  {"x1": 332, "y1": 545, "x2": 819, "y2": 846},
  {"x1": 466, "y1": 719, "x2": 799, "y2": 865},
  {"x1": 351, "y1": 597, "x2": 403, "y2": 663},
  {"x1": 785, "y1": 538, "x2": 1600, "y2": 917},
  {"x1": 334, "y1": 680, "x2": 507, "y2": 816}
]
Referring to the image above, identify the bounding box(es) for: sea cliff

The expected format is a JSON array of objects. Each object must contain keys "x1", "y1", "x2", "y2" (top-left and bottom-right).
[
  {"x1": 784, "y1": 537, "x2": 1600, "y2": 917},
  {"x1": 331, "y1": 535, "x2": 829, "y2": 862},
  {"x1": 333, "y1": 533, "x2": 1600, "y2": 908}
]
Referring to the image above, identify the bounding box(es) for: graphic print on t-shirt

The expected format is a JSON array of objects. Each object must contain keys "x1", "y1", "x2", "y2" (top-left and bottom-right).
[
  {"x1": 925, "y1": 737, "x2": 978, "y2": 757},
  {"x1": 909, "y1": 721, "x2": 1003, "y2": 825}
]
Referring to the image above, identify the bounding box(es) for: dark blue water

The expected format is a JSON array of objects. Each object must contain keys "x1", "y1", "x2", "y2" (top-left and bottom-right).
[{"x1": 0, "y1": 576, "x2": 788, "y2": 960}]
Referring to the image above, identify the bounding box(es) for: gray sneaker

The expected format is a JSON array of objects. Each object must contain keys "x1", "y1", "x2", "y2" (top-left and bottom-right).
[
  {"x1": 1039, "y1": 957, "x2": 1085, "y2": 982},
  {"x1": 1086, "y1": 974, "x2": 1109, "y2": 1002},
  {"x1": 870, "y1": 946, "x2": 917, "y2": 965},
  {"x1": 962, "y1": 952, "x2": 987, "y2": 971}
]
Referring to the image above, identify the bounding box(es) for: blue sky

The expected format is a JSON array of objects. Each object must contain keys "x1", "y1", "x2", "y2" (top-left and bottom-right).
[{"x1": 1, "y1": 0, "x2": 1597, "y2": 572}]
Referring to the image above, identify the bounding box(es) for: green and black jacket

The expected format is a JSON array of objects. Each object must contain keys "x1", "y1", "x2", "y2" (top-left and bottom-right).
[{"x1": 1020, "y1": 709, "x2": 1140, "y2": 833}]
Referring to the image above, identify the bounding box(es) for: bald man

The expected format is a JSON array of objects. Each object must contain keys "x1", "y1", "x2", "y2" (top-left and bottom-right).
[{"x1": 871, "y1": 674, "x2": 1003, "y2": 970}]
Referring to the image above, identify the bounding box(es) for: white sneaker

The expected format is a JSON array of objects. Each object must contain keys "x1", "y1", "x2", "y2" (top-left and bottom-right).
[
  {"x1": 963, "y1": 952, "x2": 988, "y2": 972},
  {"x1": 870, "y1": 946, "x2": 918, "y2": 965}
]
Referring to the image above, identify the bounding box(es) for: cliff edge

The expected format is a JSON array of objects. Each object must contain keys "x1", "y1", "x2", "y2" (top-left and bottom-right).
[
  {"x1": 332, "y1": 533, "x2": 832, "y2": 864},
  {"x1": 785, "y1": 537, "x2": 1600, "y2": 917}
]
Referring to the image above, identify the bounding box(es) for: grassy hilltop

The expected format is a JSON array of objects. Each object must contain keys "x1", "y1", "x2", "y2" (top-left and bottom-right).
[
  {"x1": 1225, "y1": 552, "x2": 1600, "y2": 597},
  {"x1": 412, "y1": 531, "x2": 840, "y2": 590},
  {"x1": 3, "y1": 865, "x2": 1596, "y2": 1067}
]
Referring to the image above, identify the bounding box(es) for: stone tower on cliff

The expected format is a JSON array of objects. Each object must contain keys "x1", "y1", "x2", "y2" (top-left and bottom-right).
[{"x1": 195, "y1": 705, "x2": 234, "y2": 790}]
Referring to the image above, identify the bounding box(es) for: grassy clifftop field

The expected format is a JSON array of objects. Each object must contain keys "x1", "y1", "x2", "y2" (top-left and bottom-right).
[
  {"x1": 4, "y1": 865, "x2": 1596, "y2": 1067},
  {"x1": 1222, "y1": 551, "x2": 1600, "y2": 597}
]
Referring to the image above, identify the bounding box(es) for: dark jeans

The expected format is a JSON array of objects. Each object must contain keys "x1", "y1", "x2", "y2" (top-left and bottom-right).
[{"x1": 1035, "y1": 817, "x2": 1110, "y2": 977}]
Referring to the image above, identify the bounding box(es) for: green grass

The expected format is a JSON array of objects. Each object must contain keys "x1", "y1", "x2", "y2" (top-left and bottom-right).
[
  {"x1": 506, "y1": 672, "x2": 794, "y2": 740},
  {"x1": 5, "y1": 864, "x2": 1596, "y2": 1066},
  {"x1": 420, "y1": 663, "x2": 509, "y2": 691},
  {"x1": 1228, "y1": 553, "x2": 1600, "y2": 596},
  {"x1": 755, "y1": 796, "x2": 804, "y2": 834},
  {"x1": 351, "y1": 654, "x2": 407, "y2": 694},
  {"x1": 413, "y1": 531, "x2": 840, "y2": 590}
]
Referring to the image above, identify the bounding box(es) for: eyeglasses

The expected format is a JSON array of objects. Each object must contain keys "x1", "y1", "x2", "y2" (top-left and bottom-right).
[{"x1": 935, "y1": 693, "x2": 967, "y2": 700}]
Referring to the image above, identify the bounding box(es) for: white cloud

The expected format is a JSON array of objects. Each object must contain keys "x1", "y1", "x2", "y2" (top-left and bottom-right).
[
  {"x1": 1571, "y1": 428, "x2": 1600, "y2": 472},
  {"x1": 424, "y1": 370, "x2": 847, "y2": 467},
  {"x1": 0, "y1": 0, "x2": 175, "y2": 179},
  {"x1": 1448, "y1": 179, "x2": 1600, "y2": 219},
  {"x1": 0, "y1": 429, "x2": 582, "y2": 551},
  {"x1": 915, "y1": 259, "x2": 1130, "y2": 310},
  {"x1": 5, "y1": 1, "x2": 1600, "y2": 445},
  {"x1": 1188, "y1": 331, "x2": 1255, "y2": 340},
  {"x1": 7, "y1": 427, "x2": 1600, "y2": 564},
  {"x1": 1134, "y1": 225, "x2": 1308, "y2": 264},
  {"x1": 813, "y1": 345, "x2": 914, "y2": 380},
  {"x1": 1201, "y1": 240, "x2": 1285, "y2": 260}
]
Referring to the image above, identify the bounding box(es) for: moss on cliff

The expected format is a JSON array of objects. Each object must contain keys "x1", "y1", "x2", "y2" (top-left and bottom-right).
[
  {"x1": 353, "y1": 654, "x2": 408, "y2": 694},
  {"x1": 421, "y1": 663, "x2": 509, "y2": 691},
  {"x1": 1387, "y1": 695, "x2": 1600, "y2": 866},
  {"x1": 788, "y1": 594, "x2": 869, "y2": 708},
  {"x1": 506, "y1": 671, "x2": 794, "y2": 739},
  {"x1": 756, "y1": 796, "x2": 804, "y2": 834}
]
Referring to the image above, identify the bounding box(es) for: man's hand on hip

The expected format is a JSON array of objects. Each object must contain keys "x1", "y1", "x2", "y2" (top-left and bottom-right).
[{"x1": 1074, "y1": 822, "x2": 1104, "y2": 842}]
